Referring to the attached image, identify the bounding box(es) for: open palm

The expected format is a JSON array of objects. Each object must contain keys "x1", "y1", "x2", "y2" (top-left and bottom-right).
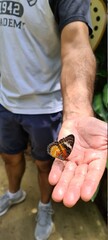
[{"x1": 49, "y1": 117, "x2": 107, "y2": 207}]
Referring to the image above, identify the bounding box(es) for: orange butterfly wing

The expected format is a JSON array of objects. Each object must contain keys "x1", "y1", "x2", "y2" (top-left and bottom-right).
[{"x1": 47, "y1": 134, "x2": 75, "y2": 160}]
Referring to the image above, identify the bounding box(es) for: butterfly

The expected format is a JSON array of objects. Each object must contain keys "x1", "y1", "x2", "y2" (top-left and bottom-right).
[{"x1": 47, "y1": 134, "x2": 75, "y2": 160}]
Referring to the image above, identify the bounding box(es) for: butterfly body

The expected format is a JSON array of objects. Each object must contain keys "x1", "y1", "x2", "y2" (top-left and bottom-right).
[{"x1": 47, "y1": 134, "x2": 75, "y2": 160}]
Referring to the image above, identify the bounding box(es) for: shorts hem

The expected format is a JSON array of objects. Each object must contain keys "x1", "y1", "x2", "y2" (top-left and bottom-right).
[
  {"x1": 31, "y1": 152, "x2": 54, "y2": 161},
  {"x1": 0, "y1": 146, "x2": 27, "y2": 155}
]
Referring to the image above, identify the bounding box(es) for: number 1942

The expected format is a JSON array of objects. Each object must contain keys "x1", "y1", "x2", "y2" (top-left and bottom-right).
[{"x1": 0, "y1": 1, "x2": 24, "y2": 17}]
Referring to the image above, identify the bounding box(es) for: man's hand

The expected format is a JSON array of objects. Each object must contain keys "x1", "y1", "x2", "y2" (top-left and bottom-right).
[{"x1": 49, "y1": 117, "x2": 107, "y2": 207}]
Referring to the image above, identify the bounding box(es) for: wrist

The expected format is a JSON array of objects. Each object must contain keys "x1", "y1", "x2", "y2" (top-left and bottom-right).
[{"x1": 63, "y1": 107, "x2": 94, "y2": 121}]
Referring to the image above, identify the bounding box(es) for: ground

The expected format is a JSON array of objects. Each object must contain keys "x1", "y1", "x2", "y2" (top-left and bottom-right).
[{"x1": 0, "y1": 154, "x2": 107, "y2": 240}]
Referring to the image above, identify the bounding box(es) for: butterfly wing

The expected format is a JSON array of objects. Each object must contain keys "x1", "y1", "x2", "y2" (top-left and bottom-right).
[
  {"x1": 47, "y1": 142, "x2": 61, "y2": 159},
  {"x1": 47, "y1": 134, "x2": 75, "y2": 160},
  {"x1": 59, "y1": 134, "x2": 75, "y2": 159}
]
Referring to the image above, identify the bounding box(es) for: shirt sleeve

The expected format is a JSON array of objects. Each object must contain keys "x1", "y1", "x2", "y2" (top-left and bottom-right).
[{"x1": 49, "y1": 0, "x2": 92, "y2": 34}]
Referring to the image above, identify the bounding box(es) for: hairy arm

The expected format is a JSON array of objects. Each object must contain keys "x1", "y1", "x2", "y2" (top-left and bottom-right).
[
  {"x1": 49, "y1": 21, "x2": 107, "y2": 206},
  {"x1": 61, "y1": 21, "x2": 96, "y2": 120}
]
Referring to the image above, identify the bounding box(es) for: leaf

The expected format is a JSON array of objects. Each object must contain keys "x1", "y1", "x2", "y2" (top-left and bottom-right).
[
  {"x1": 93, "y1": 93, "x2": 107, "y2": 121},
  {"x1": 96, "y1": 70, "x2": 107, "y2": 77},
  {"x1": 102, "y1": 84, "x2": 108, "y2": 109}
]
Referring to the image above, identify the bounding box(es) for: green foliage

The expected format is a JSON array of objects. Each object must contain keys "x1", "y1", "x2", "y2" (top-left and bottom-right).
[
  {"x1": 93, "y1": 28, "x2": 107, "y2": 122},
  {"x1": 103, "y1": 83, "x2": 108, "y2": 109},
  {"x1": 93, "y1": 83, "x2": 108, "y2": 122},
  {"x1": 91, "y1": 23, "x2": 107, "y2": 202}
]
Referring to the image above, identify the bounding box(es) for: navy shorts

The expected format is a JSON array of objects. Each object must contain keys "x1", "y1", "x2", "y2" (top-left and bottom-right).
[{"x1": 0, "y1": 104, "x2": 62, "y2": 160}]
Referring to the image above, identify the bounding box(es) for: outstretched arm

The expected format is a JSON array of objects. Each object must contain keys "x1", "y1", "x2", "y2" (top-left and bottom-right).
[
  {"x1": 60, "y1": 21, "x2": 96, "y2": 120},
  {"x1": 49, "y1": 22, "x2": 107, "y2": 207}
]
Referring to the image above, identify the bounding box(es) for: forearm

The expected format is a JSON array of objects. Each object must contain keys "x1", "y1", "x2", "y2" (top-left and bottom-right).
[{"x1": 61, "y1": 23, "x2": 96, "y2": 120}]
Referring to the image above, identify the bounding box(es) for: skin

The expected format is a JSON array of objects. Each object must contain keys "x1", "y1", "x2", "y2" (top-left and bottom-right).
[
  {"x1": 60, "y1": 22, "x2": 96, "y2": 119},
  {"x1": 49, "y1": 117, "x2": 107, "y2": 207},
  {"x1": 48, "y1": 22, "x2": 107, "y2": 207},
  {"x1": 2, "y1": 152, "x2": 53, "y2": 203}
]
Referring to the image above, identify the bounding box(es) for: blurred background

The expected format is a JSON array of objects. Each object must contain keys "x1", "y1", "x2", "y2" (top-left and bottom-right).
[{"x1": 90, "y1": 0, "x2": 107, "y2": 223}]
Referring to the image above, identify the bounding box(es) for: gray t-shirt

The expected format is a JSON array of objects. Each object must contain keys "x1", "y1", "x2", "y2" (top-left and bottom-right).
[{"x1": 0, "y1": 0, "x2": 92, "y2": 114}]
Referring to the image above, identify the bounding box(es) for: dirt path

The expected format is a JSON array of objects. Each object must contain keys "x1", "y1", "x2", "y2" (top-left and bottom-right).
[{"x1": 0, "y1": 155, "x2": 107, "y2": 240}]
